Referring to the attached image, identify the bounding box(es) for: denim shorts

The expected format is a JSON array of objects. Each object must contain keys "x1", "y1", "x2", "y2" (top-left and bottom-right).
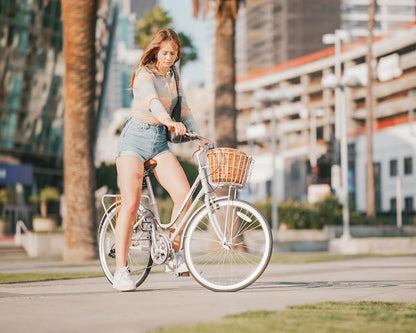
[{"x1": 115, "y1": 118, "x2": 170, "y2": 162}]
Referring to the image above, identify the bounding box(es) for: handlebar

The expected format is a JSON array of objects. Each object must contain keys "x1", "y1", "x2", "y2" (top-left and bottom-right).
[{"x1": 167, "y1": 126, "x2": 213, "y2": 147}]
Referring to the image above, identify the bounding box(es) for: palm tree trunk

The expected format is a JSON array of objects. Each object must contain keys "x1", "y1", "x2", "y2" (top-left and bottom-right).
[
  {"x1": 365, "y1": 0, "x2": 376, "y2": 217},
  {"x1": 61, "y1": 0, "x2": 98, "y2": 261},
  {"x1": 214, "y1": 1, "x2": 237, "y2": 148},
  {"x1": 193, "y1": 0, "x2": 244, "y2": 250}
]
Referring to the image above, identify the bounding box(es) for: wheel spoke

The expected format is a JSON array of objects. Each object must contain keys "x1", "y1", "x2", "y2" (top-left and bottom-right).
[
  {"x1": 185, "y1": 199, "x2": 272, "y2": 292},
  {"x1": 98, "y1": 204, "x2": 153, "y2": 288}
]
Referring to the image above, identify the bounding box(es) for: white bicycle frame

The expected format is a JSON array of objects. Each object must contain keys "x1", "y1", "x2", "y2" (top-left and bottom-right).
[{"x1": 100, "y1": 144, "x2": 234, "y2": 252}]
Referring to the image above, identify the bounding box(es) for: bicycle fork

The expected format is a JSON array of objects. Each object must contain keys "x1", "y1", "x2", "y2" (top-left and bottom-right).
[{"x1": 204, "y1": 186, "x2": 246, "y2": 251}]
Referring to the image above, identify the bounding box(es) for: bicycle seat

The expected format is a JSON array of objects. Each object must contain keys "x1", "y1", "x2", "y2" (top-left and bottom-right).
[{"x1": 144, "y1": 159, "x2": 157, "y2": 172}]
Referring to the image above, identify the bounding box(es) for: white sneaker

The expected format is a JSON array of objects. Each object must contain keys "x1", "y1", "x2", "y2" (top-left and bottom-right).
[
  {"x1": 113, "y1": 267, "x2": 136, "y2": 291},
  {"x1": 165, "y1": 252, "x2": 189, "y2": 274}
]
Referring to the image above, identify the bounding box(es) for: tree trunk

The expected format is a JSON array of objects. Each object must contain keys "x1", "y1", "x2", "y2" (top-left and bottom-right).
[
  {"x1": 61, "y1": 0, "x2": 98, "y2": 261},
  {"x1": 214, "y1": 1, "x2": 237, "y2": 148},
  {"x1": 365, "y1": 0, "x2": 376, "y2": 218}
]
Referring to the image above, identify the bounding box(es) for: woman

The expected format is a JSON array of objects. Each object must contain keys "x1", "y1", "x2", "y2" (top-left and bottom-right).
[{"x1": 113, "y1": 29, "x2": 197, "y2": 291}]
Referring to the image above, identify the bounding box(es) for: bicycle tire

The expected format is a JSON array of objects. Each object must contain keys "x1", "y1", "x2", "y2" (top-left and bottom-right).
[
  {"x1": 98, "y1": 203, "x2": 153, "y2": 288},
  {"x1": 184, "y1": 199, "x2": 272, "y2": 292}
]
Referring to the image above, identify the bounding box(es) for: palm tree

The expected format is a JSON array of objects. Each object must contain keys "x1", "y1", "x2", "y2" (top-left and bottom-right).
[
  {"x1": 61, "y1": 0, "x2": 98, "y2": 261},
  {"x1": 192, "y1": 0, "x2": 242, "y2": 148},
  {"x1": 136, "y1": 5, "x2": 198, "y2": 70},
  {"x1": 192, "y1": 0, "x2": 245, "y2": 249},
  {"x1": 136, "y1": 5, "x2": 172, "y2": 49},
  {"x1": 177, "y1": 32, "x2": 198, "y2": 69}
]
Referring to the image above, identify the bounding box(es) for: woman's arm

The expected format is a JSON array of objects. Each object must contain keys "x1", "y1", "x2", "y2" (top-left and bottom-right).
[{"x1": 149, "y1": 99, "x2": 187, "y2": 135}]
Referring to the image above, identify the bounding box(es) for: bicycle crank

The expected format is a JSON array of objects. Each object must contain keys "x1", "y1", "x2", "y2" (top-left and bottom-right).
[{"x1": 151, "y1": 233, "x2": 171, "y2": 265}]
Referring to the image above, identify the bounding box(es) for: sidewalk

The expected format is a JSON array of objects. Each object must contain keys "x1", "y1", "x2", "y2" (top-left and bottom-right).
[{"x1": 0, "y1": 256, "x2": 415, "y2": 333}]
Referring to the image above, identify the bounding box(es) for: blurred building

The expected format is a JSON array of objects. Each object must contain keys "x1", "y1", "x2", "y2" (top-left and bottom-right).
[
  {"x1": 129, "y1": 0, "x2": 157, "y2": 17},
  {"x1": 0, "y1": 0, "x2": 116, "y2": 229},
  {"x1": 341, "y1": 0, "x2": 416, "y2": 38},
  {"x1": 236, "y1": 0, "x2": 341, "y2": 77},
  {"x1": 0, "y1": 0, "x2": 65, "y2": 190},
  {"x1": 95, "y1": 0, "x2": 157, "y2": 165},
  {"x1": 236, "y1": 21, "x2": 416, "y2": 215}
]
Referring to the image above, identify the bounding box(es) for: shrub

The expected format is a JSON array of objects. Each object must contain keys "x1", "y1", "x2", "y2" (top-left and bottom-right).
[
  {"x1": 278, "y1": 199, "x2": 321, "y2": 229},
  {"x1": 255, "y1": 198, "x2": 321, "y2": 229},
  {"x1": 255, "y1": 194, "x2": 408, "y2": 230},
  {"x1": 254, "y1": 197, "x2": 272, "y2": 223},
  {"x1": 350, "y1": 211, "x2": 394, "y2": 226},
  {"x1": 155, "y1": 197, "x2": 174, "y2": 225},
  {"x1": 30, "y1": 186, "x2": 60, "y2": 218},
  {"x1": 0, "y1": 188, "x2": 13, "y2": 207},
  {"x1": 314, "y1": 194, "x2": 342, "y2": 226}
]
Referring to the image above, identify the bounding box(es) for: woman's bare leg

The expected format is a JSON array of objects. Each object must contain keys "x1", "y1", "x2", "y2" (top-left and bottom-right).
[
  {"x1": 115, "y1": 156, "x2": 144, "y2": 270},
  {"x1": 154, "y1": 152, "x2": 190, "y2": 252}
]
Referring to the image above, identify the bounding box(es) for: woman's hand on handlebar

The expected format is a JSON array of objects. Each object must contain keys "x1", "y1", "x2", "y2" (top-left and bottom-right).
[
  {"x1": 167, "y1": 121, "x2": 187, "y2": 135},
  {"x1": 166, "y1": 126, "x2": 213, "y2": 146}
]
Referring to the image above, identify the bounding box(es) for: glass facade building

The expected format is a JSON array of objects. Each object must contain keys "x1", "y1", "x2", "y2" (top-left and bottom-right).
[
  {"x1": 0, "y1": 0, "x2": 116, "y2": 226},
  {"x1": 0, "y1": 0, "x2": 64, "y2": 183}
]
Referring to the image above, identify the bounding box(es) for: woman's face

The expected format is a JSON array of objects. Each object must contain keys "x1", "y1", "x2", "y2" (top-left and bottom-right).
[{"x1": 155, "y1": 41, "x2": 178, "y2": 71}]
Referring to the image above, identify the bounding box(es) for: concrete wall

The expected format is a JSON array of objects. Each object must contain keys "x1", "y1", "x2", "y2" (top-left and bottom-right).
[
  {"x1": 19, "y1": 232, "x2": 64, "y2": 258},
  {"x1": 329, "y1": 237, "x2": 416, "y2": 255},
  {"x1": 15, "y1": 226, "x2": 416, "y2": 257}
]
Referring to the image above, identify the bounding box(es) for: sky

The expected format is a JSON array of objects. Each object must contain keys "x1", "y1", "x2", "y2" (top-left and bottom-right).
[{"x1": 158, "y1": 0, "x2": 211, "y2": 85}]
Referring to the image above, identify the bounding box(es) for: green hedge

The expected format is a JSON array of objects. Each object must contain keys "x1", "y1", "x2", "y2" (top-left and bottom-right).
[
  {"x1": 255, "y1": 194, "x2": 395, "y2": 230},
  {"x1": 96, "y1": 158, "x2": 199, "y2": 198},
  {"x1": 146, "y1": 194, "x2": 405, "y2": 230},
  {"x1": 155, "y1": 197, "x2": 174, "y2": 225}
]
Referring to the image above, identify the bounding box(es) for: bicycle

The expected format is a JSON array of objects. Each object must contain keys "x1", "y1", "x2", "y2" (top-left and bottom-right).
[{"x1": 98, "y1": 132, "x2": 273, "y2": 292}]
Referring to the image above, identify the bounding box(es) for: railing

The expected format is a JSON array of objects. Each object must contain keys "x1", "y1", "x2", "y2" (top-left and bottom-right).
[{"x1": 15, "y1": 220, "x2": 29, "y2": 246}]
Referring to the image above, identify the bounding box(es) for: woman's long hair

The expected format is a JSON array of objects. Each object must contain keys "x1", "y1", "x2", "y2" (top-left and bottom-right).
[{"x1": 130, "y1": 28, "x2": 182, "y2": 87}]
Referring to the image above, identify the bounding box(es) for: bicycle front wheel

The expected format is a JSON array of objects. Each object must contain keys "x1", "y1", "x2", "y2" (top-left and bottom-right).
[
  {"x1": 184, "y1": 199, "x2": 272, "y2": 292},
  {"x1": 98, "y1": 203, "x2": 153, "y2": 287}
]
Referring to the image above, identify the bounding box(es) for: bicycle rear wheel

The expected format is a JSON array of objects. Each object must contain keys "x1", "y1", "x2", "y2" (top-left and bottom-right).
[
  {"x1": 98, "y1": 203, "x2": 152, "y2": 287},
  {"x1": 184, "y1": 199, "x2": 272, "y2": 292}
]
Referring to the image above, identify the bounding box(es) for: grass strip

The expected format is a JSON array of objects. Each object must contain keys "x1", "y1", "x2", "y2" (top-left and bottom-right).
[
  {"x1": 0, "y1": 271, "x2": 103, "y2": 284},
  {"x1": 146, "y1": 301, "x2": 416, "y2": 333}
]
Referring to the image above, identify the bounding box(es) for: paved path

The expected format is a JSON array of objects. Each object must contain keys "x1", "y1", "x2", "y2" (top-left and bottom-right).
[{"x1": 0, "y1": 256, "x2": 415, "y2": 333}]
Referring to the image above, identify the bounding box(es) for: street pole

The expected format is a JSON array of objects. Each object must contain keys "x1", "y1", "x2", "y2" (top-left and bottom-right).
[
  {"x1": 396, "y1": 172, "x2": 403, "y2": 229},
  {"x1": 254, "y1": 88, "x2": 293, "y2": 234},
  {"x1": 310, "y1": 110, "x2": 318, "y2": 169},
  {"x1": 270, "y1": 105, "x2": 278, "y2": 231},
  {"x1": 409, "y1": 89, "x2": 415, "y2": 136},
  {"x1": 323, "y1": 29, "x2": 351, "y2": 240},
  {"x1": 334, "y1": 32, "x2": 342, "y2": 142},
  {"x1": 365, "y1": 0, "x2": 376, "y2": 218},
  {"x1": 340, "y1": 89, "x2": 351, "y2": 239}
]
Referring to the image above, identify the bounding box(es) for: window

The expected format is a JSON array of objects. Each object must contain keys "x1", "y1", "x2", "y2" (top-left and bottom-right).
[
  {"x1": 390, "y1": 159, "x2": 398, "y2": 176},
  {"x1": 390, "y1": 198, "x2": 397, "y2": 212},
  {"x1": 387, "y1": 5, "x2": 414, "y2": 15},
  {"x1": 405, "y1": 197, "x2": 414, "y2": 213},
  {"x1": 404, "y1": 157, "x2": 412, "y2": 175}
]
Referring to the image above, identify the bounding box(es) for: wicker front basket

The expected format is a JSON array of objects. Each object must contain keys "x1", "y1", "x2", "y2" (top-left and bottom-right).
[{"x1": 207, "y1": 148, "x2": 253, "y2": 188}]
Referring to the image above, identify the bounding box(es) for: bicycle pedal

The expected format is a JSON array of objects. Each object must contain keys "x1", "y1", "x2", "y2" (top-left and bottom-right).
[{"x1": 177, "y1": 272, "x2": 190, "y2": 277}]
